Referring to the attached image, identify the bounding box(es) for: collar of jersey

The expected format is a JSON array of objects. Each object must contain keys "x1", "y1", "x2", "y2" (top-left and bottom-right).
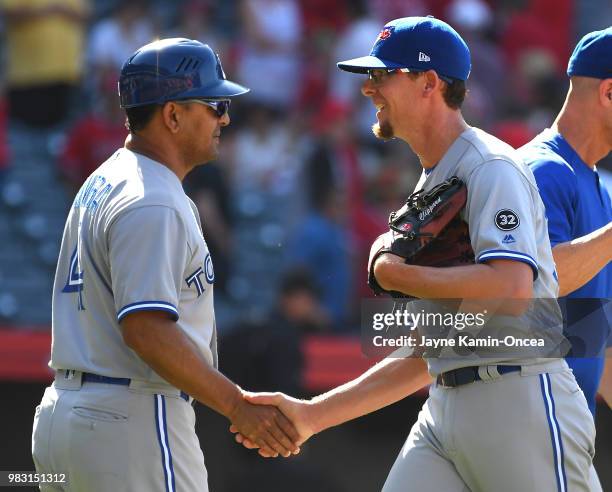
[
  {"x1": 123, "y1": 148, "x2": 184, "y2": 188},
  {"x1": 541, "y1": 129, "x2": 598, "y2": 176}
]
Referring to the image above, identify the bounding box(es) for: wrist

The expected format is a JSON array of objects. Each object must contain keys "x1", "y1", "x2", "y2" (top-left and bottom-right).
[
  {"x1": 225, "y1": 386, "x2": 246, "y2": 422},
  {"x1": 374, "y1": 257, "x2": 406, "y2": 292},
  {"x1": 306, "y1": 397, "x2": 330, "y2": 434}
]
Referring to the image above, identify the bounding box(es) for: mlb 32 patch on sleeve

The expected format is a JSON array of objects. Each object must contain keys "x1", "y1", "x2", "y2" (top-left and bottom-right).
[{"x1": 494, "y1": 209, "x2": 520, "y2": 231}]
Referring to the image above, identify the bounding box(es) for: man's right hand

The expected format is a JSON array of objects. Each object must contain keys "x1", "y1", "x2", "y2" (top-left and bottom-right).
[
  {"x1": 229, "y1": 392, "x2": 317, "y2": 457},
  {"x1": 227, "y1": 396, "x2": 301, "y2": 458}
]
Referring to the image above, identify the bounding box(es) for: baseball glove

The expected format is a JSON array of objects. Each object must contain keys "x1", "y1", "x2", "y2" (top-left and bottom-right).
[{"x1": 367, "y1": 176, "x2": 475, "y2": 296}]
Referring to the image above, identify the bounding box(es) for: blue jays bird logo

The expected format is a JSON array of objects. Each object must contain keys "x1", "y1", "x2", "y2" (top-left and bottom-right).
[{"x1": 377, "y1": 27, "x2": 394, "y2": 41}]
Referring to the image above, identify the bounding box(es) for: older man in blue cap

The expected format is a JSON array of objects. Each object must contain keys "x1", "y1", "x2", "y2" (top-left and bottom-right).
[
  {"x1": 519, "y1": 27, "x2": 612, "y2": 491},
  {"x1": 31, "y1": 38, "x2": 301, "y2": 492},
  {"x1": 234, "y1": 16, "x2": 595, "y2": 492}
]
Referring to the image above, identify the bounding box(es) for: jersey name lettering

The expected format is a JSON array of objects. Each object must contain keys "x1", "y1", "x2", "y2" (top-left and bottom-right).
[{"x1": 74, "y1": 175, "x2": 113, "y2": 212}]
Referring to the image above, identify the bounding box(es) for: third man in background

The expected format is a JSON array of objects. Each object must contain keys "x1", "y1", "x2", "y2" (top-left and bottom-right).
[{"x1": 519, "y1": 28, "x2": 612, "y2": 417}]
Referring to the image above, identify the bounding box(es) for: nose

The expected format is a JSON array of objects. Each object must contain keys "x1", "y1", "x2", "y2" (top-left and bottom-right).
[
  {"x1": 361, "y1": 78, "x2": 377, "y2": 97},
  {"x1": 220, "y1": 112, "x2": 230, "y2": 127}
]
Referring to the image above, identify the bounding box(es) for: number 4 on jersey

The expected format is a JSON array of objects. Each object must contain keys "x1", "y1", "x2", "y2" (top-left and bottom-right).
[{"x1": 62, "y1": 246, "x2": 85, "y2": 310}]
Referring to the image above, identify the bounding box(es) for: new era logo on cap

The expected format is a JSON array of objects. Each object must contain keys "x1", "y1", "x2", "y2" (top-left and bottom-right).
[{"x1": 419, "y1": 52, "x2": 430, "y2": 62}]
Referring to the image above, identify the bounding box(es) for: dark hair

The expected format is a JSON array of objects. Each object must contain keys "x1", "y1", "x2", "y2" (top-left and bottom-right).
[
  {"x1": 279, "y1": 268, "x2": 320, "y2": 298},
  {"x1": 124, "y1": 104, "x2": 158, "y2": 133},
  {"x1": 442, "y1": 79, "x2": 467, "y2": 109},
  {"x1": 406, "y1": 72, "x2": 467, "y2": 109}
]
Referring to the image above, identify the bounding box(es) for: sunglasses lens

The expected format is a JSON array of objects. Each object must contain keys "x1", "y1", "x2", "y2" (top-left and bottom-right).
[
  {"x1": 206, "y1": 100, "x2": 230, "y2": 117},
  {"x1": 368, "y1": 70, "x2": 386, "y2": 83},
  {"x1": 217, "y1": 100, "x2": 230, "y2": 117},
  {"x1": 188, "y1": 99, "x2": 231, "y2": 117}
]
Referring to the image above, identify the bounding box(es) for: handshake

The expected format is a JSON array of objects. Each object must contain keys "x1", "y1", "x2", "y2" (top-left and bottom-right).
[{"x1": 227, "y1": 391, "x2": 317, "y2": 458}]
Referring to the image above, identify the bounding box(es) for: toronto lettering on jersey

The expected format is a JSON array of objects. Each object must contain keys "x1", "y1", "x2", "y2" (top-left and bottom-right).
[{"x1": 185, "y1": 254, "x2": 214, "y2": 297}]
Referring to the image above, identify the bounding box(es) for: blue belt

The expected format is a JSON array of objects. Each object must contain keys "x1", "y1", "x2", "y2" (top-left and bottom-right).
[
  {"x1": 82, "y1": 372, "x2": 189, "y2": 402},
  {"x1": 436, "y1": 365, "x2": 522, "y2": 388}
]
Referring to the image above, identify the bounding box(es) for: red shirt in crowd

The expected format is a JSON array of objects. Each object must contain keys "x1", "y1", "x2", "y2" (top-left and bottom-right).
[{"x1": 60, "y1": 116, "x2": 127, "y2": 187}]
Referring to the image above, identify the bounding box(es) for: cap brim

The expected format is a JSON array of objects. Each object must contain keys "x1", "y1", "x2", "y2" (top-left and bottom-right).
[
  {"x1": 337, "y1": 55, "x2": 404, "y2": 73},
  {"x1": 179, "y1": 79, "x2": 250, "y2": 99},
  {"x1": 206, "y1": 79, "x2": 251, "y2": 97}
]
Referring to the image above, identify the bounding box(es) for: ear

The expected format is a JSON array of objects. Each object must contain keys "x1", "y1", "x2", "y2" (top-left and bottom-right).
[
  {"x1": 422, "y1": 70, "x2": 442, "y2": 97},
  {"x1": 161, "y1": 102, "x2": 182, "y2": 134},
  {"x1": 599, "y1": 79, "x2": 612, "y2": 107}
]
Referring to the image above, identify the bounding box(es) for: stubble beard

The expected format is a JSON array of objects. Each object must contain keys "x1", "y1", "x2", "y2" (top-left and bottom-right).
[{"x1": 372, "y1": 120, "x2": 394, "y2": 141}]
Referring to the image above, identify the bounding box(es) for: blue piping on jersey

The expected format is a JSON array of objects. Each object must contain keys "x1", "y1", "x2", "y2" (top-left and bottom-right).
[
  {"x1": 155, "y1": 394, "x2": 175, "y2": 492},
  {"x1": 117, "y1": 301, "x2": 178, "y2": 322},
  {"x1": 162, "y1": 395, "x2": 176, "y2": 492},
  {"x1": 476, "y1": 249, "x2": 538, "y2": 279},
  {"x1": 539, "y1": 374, "x2": 567, "y2": 492}
]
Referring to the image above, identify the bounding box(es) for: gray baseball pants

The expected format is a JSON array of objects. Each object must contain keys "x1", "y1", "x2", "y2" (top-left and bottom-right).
[
  {"x1": 382, "y1": 360, "x2": 596, "y2": 492},
  {"x1": 32, "y1": 371, "x2": 208, "y2": 492}
]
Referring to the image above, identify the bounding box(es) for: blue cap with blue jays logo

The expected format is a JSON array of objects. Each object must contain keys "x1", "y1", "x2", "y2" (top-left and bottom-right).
[
  {"x1": 119, "y1": 38, "x2": 249, "y2": 108},
  {"x1": 337, "y1": 16, "x2": 471, "y2": 82},
  {"x1": 567, "y1": 27, "x2": 612, "y2": 79}
]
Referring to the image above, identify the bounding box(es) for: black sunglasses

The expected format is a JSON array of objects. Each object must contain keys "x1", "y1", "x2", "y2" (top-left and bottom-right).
[
  {"x1": 367, "y1": 68, "x2": 453, "y2": 85},
  {"x1": 177, "y1": 99, "x2": 231, "y2": 117}
]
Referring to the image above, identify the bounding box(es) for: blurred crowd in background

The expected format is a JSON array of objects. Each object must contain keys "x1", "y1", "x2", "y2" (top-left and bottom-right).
[{"x1": 0, "y1": 0, "x2": 611, "y2": 376}]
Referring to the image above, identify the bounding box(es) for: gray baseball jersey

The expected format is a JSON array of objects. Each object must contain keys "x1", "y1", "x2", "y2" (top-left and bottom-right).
[
  {"x1": 413, "y1": 127, "x2": 562, "y2": 376},
  {"x1": 33, "y1": 148, "x2": 217, "y2": 491},
  {"x1": 50, "y1": 148, "x2": 217, "y2": 379},
  {"x1": 384, "y1": 128, "x2": 595, "y2": 492}
]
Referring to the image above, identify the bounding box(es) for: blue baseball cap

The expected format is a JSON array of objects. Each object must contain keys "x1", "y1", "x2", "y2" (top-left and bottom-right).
[
  {"x1": 567, "y1": 27, "x2": 612, "y2": 79},
  {"x1": 337, "y1": 16, "x2": 471, "y2": 82}
]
